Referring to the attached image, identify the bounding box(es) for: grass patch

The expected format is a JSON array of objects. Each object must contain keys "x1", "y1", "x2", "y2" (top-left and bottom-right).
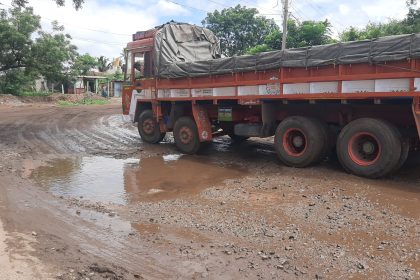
[
  {"x1": 58, "y1": 98, "x2": 110, "y2": 107},
  {"x1": 18, "y1": 91, "x2": 52, "y2": 97}
]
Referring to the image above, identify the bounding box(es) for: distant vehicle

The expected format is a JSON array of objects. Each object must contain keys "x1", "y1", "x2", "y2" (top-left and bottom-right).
[{"x1": 122, "y1": 22, "x2": 420, "y2": 178}]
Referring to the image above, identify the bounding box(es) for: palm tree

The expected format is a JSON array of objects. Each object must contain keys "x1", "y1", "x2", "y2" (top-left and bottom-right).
[{"x1": 97, "y1": 56, "x2": 112, "y2": 72}]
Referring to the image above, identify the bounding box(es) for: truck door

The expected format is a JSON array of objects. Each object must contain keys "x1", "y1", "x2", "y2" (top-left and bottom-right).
[
  {"x1": 133, "y1": 51, "x2": 155, "y2": 99},
  {"x1": 122, "y1": 50, "x2": 155, "y2": 121}
]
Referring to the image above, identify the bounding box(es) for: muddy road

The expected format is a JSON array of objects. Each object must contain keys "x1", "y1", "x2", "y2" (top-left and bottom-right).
[{"x1": 0, "y1": 102, "x2": 419, "y2": 280}]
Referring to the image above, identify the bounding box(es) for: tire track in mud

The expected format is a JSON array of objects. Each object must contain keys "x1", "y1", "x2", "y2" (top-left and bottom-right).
[
  {"x1": 1, "y1": 103, "x2": 420, "y2": 279},
  {"x1": 94, "y1": 116, "x2": 140, "y2": 144},
  {"x1": 0, "y1": 105, "x2": 140, "y2": 157},
  {"x1": 0, "y1": 104, "x2": 181, "y2": 279}
]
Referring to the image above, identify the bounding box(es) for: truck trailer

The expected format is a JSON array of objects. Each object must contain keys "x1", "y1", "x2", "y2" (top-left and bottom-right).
[{"x1": 122, "y1": 22, "x2": 420, "y2": 178}]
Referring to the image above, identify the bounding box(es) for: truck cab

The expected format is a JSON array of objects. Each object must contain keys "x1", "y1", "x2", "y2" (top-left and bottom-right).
[{"x1": 122, "y1": 28, "x2": 156, "y2": 121}]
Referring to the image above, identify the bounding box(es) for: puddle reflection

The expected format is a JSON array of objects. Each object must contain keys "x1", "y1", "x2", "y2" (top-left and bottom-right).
[{"x1": 31, "y1": 154, "x2": 246, "y2": 205}]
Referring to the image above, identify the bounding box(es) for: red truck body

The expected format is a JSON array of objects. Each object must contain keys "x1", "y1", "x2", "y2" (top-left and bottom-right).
[{"x1": 122, "y1": 23, "x2": 420, "y2": 178}]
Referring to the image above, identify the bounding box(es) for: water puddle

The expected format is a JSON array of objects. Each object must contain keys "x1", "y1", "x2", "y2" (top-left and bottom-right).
[{"x1": 30, "y1": 154, "x2": 246, "y2": 205}]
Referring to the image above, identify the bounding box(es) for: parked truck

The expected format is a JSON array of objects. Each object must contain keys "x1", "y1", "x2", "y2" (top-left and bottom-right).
[{"x1": 122, "y1": 22, "x2": 420, "y2": 178}]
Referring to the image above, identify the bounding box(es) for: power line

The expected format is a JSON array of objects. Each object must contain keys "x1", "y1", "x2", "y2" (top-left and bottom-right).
[
  {"x1": 303, "y1": 0, "x2": 346, "y2": 28},
  {"x1": 289, "y1": 0, "x2": 342, "y2": 36},
  {"x1": 165, "y1": 0, "x2": 209, "y2": 13},
  {"x1": 299, "y1": 0, "x2": 346, "y2": 33},
  {"x1": 208, "y1": 0, "x2": 281, "y2": 15},
  {"x1": 71, "y1": 36, "x2": 125, "y2": 46},
  {"x1": 38, "y1": 17, "x2": 131, "y2": 36},
  {"x1": 207, "y1": 0, "x2": 231, "y2": 8},
  {"x1": 289, "y1": 6, "x2": 305, "y2": 20}
]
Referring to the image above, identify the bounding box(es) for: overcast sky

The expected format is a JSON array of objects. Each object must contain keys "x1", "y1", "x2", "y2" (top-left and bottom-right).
[{"x1": 0, "y1": 0, "x2": 417, "y2": 59}]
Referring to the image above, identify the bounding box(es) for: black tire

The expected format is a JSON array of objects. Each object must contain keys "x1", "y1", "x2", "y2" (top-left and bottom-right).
[
  {"x1": 228, "y1": 133, "x2": 249, "y2": 143},
  {"x1": 173, "y1": 116, "x2": 201, "y2": 154},
  {"x1": 392, "y1": 136, "x2": 410, "y2": 173},
  {"x1": 336, "y1": 118, "x2": 401, "y2": 178},
  {"x1": 137, "y1": 110, "x2": 166, "y2": 144},
  {"x1": 274, "y1": 116, "x2": 328, "y2": 167}
]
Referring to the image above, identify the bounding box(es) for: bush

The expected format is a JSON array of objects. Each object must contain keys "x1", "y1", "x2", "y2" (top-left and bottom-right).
[{"x1": 0, "y1": 69, "x2": 36, "y2": 95}]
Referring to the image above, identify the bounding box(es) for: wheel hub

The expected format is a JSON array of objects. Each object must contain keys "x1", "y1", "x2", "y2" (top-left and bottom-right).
[
  {"x1": 348, "y1": 132, "x2": 381, "y2": 166},
  {"x1": 142, "y1": 119, "x2": 154, "y2": 134},
  {"x1": 283, "y1": 128, "x2": 307, "y2": 157},
  {"x1": 179, "y1": 127, "x2": 193, "y2": 144},
  {"x1": 292, "y1": 135, "x2": 304, "y2": 148},
  {"x1": 362, "y1": 141, "x2": 376, "y2": 155}
]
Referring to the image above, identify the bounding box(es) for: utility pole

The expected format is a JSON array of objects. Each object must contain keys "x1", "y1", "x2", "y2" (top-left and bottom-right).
[{"x1": 281, "y1": 0, "x2": 289, "y2": 50}]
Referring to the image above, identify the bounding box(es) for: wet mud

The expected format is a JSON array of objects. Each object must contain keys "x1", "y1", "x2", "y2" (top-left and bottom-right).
[{"x1": 0, "y1": 103, "x2": 419, "y2": 279}]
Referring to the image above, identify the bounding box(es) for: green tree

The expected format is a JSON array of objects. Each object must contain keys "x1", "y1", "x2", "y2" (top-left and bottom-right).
[
  {"x1": 32, "y1": 21, "x2": 78, "y2": 83},
  {"x1": 0, "y1": 6, "x2": 40, "y2": 73},
  {"x1": 245, "y1": 18, "x2": 333, "y2": 54},
  {"x1": 12, "y1": 0, "x2": 85, "y2": 10},
  {"x1": 0, "y1": 6, "x2": 40, "y2": 93},
  {"x1": 202, "y1": 5, "x2": 280, "y2": 56},
  {"x1": 263, "y1": 29, "x2": 281, "y2": 50},
  {"x1": 247, "y1": 44, "x2": 272, "y2": 55},
  {"x1": 402, "y1": 7, "x2": 420, "y2": 32},
  {"x1": 73, "y1": 53, "x2": 97, "y2": 75},
  {"x1": 339, "y1": 26, "x2": 363, "y2": 42},
  {"x1": 340, "y1": 5, "x2": 420, "y2": 42},
  {"x1": 287, "y1": 19, "x2": 333, "y2": 48},
  {"x1": 340, "y1": 21, "x2": 408, "y2": 42},
  {"x1": 0, "y1": 5, "x2": 78, "y2": 94},
  {"x1": 97, "y1": 56, "x2": 111, "y2": 72},
  {"x1": 105, "y1": 70, "x2": 123, "y2": 81}
]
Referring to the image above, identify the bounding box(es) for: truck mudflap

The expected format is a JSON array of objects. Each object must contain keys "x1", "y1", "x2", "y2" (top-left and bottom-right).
[
  {"x1": 192, "y1": 104, "x2": 213, "y2": 142},
  {"x1": 413, "y1": 96, "x2": 420, "y2": 141}
]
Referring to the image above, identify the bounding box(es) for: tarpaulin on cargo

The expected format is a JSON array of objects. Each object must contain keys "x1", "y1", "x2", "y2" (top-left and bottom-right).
[
  {"x1": 154, "y1": 22, "x2": 221, "y2": 77},
  {"x1": 154, "y1": 23, "x2": 420, "y2": 79}
]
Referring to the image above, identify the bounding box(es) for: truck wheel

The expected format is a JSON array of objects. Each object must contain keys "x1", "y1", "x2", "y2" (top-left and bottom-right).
[
  {"x1": 174, "y1": 116, "x2": 201, "y2": 154},
  {"x1": 392, "y1": 136, "x2": 410, "y2": 173},
  {"x1": 274, "y1": 116, "x2": 328, "y2": 167},
  {"x1": 138, "y1": 110, "x2": 166, "y2": 144},
  {"x1": 336, "y1": 118, "x2": 401, "y2": 178}
]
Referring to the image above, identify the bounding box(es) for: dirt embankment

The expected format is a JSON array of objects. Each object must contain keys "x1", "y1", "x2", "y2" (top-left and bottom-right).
[
  {"x1": 0, "y1": 102, "x2": 419, "y2": 280},
  {"x1": 0, "y1": 93, "x2": 109, "y2": 106}
]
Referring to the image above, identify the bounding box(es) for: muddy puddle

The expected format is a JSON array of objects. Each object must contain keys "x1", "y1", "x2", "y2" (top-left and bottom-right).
[{"x1": 30, "y1": 154, "x2": 247, "y2": 204}]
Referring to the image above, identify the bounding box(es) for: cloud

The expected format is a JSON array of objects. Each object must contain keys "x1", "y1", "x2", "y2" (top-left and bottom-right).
[
  {"x1": 257, "y1": 0, "x2": 413, "y2": 37},
  {"x1": 155, "y1": 0, "x2": 189, "y2": 16},
  {"x1": 1, "y1": 0, "x2": 191, "y2": 59},
  {"x1": 1, "y1": 0, "x2": 418, "y2": 58},
  {"x1": 339, "y1": 4, "x2": 349, "y2": 15},
  {"x1": 361, "y1": 1, "x2": 408, "y2": 22}
]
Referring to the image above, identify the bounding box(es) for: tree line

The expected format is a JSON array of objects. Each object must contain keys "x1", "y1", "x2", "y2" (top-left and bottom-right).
[
  {"x1": 0, "y1": 1, "x2": 118, "y2": 95},
  {"x1": 202, "y1": 2, "x2": 420, "y2": 56},
  {"x1": 1, "y1": 0, "x2": 419, "y2": 95}
]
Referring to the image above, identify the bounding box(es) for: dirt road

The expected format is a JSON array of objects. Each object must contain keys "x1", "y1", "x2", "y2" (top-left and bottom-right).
[{"x1": 0, "y1": 102, "x2": 419, "y2": 279}]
